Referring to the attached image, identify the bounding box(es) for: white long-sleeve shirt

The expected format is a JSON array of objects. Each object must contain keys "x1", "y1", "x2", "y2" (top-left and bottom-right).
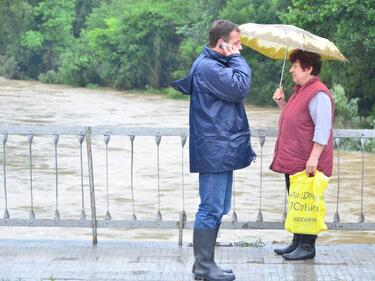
[{"x1": 308, "y1": 91, "x2": 332, "y2": 145}]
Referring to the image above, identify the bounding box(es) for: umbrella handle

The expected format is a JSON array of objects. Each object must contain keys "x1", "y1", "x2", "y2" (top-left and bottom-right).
[{"x1": 279, "y1": 46, "x2": 289, "y2": 88}]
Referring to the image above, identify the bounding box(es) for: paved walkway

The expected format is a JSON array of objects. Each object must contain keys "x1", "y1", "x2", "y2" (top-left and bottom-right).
[{"x1": 0, "y1": 239, "x2": 374, "y2": 281}]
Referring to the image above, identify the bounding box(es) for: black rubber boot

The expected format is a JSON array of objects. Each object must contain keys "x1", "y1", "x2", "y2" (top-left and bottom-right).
[
  {"x1": 192, "y1": 262, "x2": 233, "y2": 274},
  {"x1": 193, "y1": 228, "x2": 236, "y2": 281},
  {"x1": 212, "y1": 228, "x2": 233, "y2": 273},
  {"x1": 282, "y1": 234, "x2": 317, "y2": 260},
  {"x1": 193, "y1": 228, "x2": 233, "y2": 274},
  {"x1": 274, "y1": 234, "x2": 301, "y2": 255}
]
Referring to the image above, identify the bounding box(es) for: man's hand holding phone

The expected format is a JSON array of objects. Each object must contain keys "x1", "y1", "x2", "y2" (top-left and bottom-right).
[{"x1": 219, "y1": 40, "x2": 240, "y2": 56}]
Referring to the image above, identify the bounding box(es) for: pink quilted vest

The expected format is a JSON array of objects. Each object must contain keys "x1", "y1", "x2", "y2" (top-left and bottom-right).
[{"x1": 270, "y1": 77, "x2": 334, "y2": 177}]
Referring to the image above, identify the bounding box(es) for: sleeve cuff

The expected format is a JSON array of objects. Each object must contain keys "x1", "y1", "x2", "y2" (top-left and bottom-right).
[
  {"x1": 227, "y1": 53, "x2": 242, "y2": 59},
  {"x1": 313, "y1": 136, "x2": 328, "y2": 145}
]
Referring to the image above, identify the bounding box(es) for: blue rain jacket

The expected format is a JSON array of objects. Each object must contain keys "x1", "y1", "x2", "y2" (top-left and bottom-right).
[{"x1": 172, "y1": 46, "x2": 256, "y2": 173}]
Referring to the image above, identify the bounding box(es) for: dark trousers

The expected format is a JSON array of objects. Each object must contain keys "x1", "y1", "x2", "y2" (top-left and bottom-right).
[{"x1": 285, "y1": 174, "x2": 317, "y2": 243}]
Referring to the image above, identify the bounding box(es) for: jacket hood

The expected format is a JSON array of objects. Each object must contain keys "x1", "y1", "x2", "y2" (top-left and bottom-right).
[{"x1": 171, "y1": 46, "x2": 227, "y2": 95}]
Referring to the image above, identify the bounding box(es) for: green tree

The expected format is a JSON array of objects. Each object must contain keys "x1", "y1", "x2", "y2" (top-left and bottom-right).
[
  {"x1": 119, "y1": 1, "x2": 186, "y2": 88},
  {"x1": 58, "y1": 38, "x2": 99, "y2": 86},
  {"x1": 85, "y1": 16, "x2": 122, "y2": 87},
  {"x1": 173, "y1": 0, "x2": 228, "y2": 79},
  {"x1": 72, "y1": 0, "x2": 102, "y2": 37},
  {"x1": 0, "y1": 0, "x2": 35, "y2": 78},
  {"x1": 280, "y1": 0, "x2": 375, "y2": 115},
  {"x1": 82, "y1": 0, "x2": 190, "y2": 89},
  {"x1": 218, "y1": 0, "x2": 292, "y2": 105},
  {"x1": 2, "y1": 0, "x2": 373, "y2": 117},
  {"x1": 22, "y1": 0, "x2": 75, "y2": 72}
]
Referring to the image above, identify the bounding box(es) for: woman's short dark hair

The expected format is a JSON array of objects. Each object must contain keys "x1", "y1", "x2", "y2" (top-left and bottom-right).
[
  {"x1": 289, "y1": 49, "x2": 322, "y2": 75},
  {"x1": 208, "y1": 19, "x2": 240, "y2": 47}
]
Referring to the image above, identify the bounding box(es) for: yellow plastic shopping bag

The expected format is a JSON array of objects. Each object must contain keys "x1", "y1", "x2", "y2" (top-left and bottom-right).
[{"x1": 285, "y1": 170, "x2": 329, "y2": 235}]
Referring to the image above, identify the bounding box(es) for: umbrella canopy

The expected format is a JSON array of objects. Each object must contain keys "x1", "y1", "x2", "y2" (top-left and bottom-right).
[{"x1": 239, "y1": 23, "x2": 347, "y2": 62}]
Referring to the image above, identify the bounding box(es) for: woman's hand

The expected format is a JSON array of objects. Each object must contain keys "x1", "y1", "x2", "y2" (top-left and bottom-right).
[
  {"x1": 273, "y1": 87, "x2": 286, "y2": 109},
  {"x1": 306, "y1": 156, "x2": 318, "y2": 177},
  {"x1": 306, "y1": 143, "x2": 325, "y2": 177}
]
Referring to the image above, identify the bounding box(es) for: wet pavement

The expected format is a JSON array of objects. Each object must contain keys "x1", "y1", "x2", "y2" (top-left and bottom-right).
[{"x1": 0, "y1": 239, "x2": 374, "y2": 281}]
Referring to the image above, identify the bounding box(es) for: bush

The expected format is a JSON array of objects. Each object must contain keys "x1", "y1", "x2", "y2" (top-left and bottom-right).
[
  {"x1": 163, "y1": 87, "x2": 189, "y2": 100},
  {"x1": 0, "y1": 56, "x2": 18, "y2": 79},
  {"x1": 333, "y1": 84, "x2": 360, "y2": 128},
  {"x1": 56, "y1": 45, "x2": 102, "y2": 87},
  {"x1": 38, "y1": 70, "x2": 62, "y2": 84},
  {"x1": 331, "y1": 84, "x2": 375, "y2": 152},
  {"x1": 142, "y1": 86, "x2": 189, "y2": 100}
]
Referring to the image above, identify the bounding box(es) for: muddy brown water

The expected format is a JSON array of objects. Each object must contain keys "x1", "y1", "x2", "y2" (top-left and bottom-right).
[{"x1": 0, "y1": 79, "x2": 374, "y2": 244}]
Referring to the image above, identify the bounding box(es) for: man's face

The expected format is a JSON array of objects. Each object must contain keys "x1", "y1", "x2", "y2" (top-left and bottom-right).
[{"x1": 227, "y1": 30, "x2": 242, "y2": 51}]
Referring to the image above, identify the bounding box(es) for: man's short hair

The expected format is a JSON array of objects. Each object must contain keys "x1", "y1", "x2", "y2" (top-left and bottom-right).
[
  {"x1": 289, "y1": 49, "x2": 322, "y2": 75},
  {"x1": 208, "y1": 19, "x2": 240, "y2": 48}
]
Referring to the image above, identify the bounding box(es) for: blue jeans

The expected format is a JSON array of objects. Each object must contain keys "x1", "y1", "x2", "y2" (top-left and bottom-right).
[{"x1": 194, "y1": 171, "x2": 233, "y2": 229}]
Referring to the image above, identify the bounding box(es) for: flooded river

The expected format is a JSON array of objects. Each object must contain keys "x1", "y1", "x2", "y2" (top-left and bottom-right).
[{"x1": 0, "y1": 78, "x2": 374, "y2": 244}]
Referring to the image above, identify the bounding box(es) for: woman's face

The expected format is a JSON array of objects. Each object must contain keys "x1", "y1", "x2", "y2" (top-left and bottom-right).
[{"x1": 289, "y1": 60, "x2": 313, "y2": 85}]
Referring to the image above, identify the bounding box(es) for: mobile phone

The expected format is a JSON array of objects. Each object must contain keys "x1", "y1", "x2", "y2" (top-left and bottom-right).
[{"x1": 220, "y1": 42, "x2": 230, "y2": 50}]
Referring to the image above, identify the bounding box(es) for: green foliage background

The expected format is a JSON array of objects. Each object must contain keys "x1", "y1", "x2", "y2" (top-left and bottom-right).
[{"x1": 0, "y1": 0, "x2": 374, "y2": 127}]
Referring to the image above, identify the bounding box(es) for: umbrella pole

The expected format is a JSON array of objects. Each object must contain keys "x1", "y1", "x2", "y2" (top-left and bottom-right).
[{"x1": 279, "y1": 46, "x2": 289, "y2": 88}]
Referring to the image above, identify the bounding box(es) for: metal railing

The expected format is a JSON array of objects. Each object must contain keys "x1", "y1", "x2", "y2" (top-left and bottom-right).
[{"x1": 0, "y1": 125, "x2": 374, "y2": 245}]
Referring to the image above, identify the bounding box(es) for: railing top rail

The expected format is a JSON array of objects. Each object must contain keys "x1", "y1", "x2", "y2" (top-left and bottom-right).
[
  {"x1": 92, "y1": 127, "x2": 189, "y2": 136},
  {"x1": 0, "y1": 126, "x2": 88, "y2": 135},
  {"x1": 333, "y1": 129, "x2": 375, "y2": 138},
  {"x1": 0, "y1": 125, "x2": 375, "y2": 138}
]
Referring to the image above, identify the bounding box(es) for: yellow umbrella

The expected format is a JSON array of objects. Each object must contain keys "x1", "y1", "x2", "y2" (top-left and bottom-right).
[{"x1": 239, "y1": 23, "x2": 347, "y2": 86}]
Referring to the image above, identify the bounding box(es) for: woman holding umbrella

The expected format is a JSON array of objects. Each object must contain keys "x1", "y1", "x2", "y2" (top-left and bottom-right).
[{"x1": 270, "y1": 49, "x2": 334, "y2": 260}]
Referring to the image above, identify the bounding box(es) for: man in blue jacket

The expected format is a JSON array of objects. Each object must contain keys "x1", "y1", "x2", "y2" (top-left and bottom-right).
[{"x1": 172, "y1": 19, "x2": 255, "y2": 281}]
